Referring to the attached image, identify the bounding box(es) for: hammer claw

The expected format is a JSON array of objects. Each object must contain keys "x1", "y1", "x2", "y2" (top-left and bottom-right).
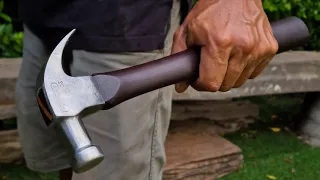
[{"x1": 45, "y1": 29, "x2": 76, "y2": 78}]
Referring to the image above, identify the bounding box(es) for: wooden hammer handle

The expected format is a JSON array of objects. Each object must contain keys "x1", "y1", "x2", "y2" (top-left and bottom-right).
[{"x1": 92, "y1": 16, "x2": 309, "y2": 109}]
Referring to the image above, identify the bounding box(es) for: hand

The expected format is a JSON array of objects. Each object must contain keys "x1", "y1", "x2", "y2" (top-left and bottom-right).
[{"x1": 171, "y1": 0, "x2": 279, "y2": 93}]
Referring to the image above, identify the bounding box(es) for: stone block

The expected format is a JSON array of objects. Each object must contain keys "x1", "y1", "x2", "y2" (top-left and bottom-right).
[
  {"x1": 171, "y1": 100, "x2": 259, "y2": 134},
  {"x1": 164, "y1": 122, "x2": 243, "y2": 180}
]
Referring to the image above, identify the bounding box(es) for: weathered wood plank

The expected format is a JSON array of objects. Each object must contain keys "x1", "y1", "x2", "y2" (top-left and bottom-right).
[
  {"x1": 0, "y1": 58, "x2": 21, "y2": 102},
  {"x1": 0, "y1": 101, "x2": 16, "y2": 120},
  {"x1": 0, "y1": 129, "x2": 23, "y2": 164},
  {"x1": 164, "y1": 122, "x2": 243, "y2": 180}
]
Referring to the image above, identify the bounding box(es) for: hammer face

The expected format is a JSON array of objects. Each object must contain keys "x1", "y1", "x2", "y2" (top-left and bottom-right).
[{"x1": 57, "y1": 116, "x2": 104, "y2": 173}]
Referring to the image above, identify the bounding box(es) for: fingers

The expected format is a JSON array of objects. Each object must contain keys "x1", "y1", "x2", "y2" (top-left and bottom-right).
[
  {"x1": 250, "y1": 18, "x2": 278, "y2": 79},
  {"x1": 191, "y1": 45, "x2": 230, "y2": 92},
  {"x1": 171, "y1": 26, "x2": 188, "y2": 55},
  {"x1": 175, "y1": 82, "x2": 190, "y2": 93},
  {"x1": 219, "y1": 48, "x2": 246, "y2": 92},
  {"x1": 234, "y1": 17, "x2": 278, "y2": 88},
  {"x1": 233, "y1": 19, "x2": 266, "y2": 88},
  {"x1": 233, "y1": 55, "x2": 268, "y2": 88},
  {"x1": 219, "y1": 23, "x2": 257, "y2": 92},
  {"x1": 249, "y1": 55, "x2": 273, "y2": 79},
  {"x1": 172, "y1": 25, "x2": 191, "y2": 93},
  {"x1": 185, "y1": 18, "x2": 232, "y2": 92}
]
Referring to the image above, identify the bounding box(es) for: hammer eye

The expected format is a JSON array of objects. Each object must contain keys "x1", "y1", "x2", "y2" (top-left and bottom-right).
[{"x1": 36, "y1": 88, "x2": 53, "y2": 126}]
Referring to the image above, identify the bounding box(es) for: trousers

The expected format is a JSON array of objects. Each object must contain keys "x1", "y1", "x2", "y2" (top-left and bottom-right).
[{"x1": 15, "y1": 0, "x2": 181, "y2": 179}]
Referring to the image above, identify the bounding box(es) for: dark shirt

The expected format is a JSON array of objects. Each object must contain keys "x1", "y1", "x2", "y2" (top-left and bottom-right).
[{"x1": 17, "y1": 0, "x2": 192, "y2": 52}]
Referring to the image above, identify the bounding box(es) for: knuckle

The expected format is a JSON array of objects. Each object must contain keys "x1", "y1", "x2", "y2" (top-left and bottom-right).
[
  {"x1": 201, "y1": 20, "x2": 211, "y2": 32},
  {"x1": 233, "y1": 31, "x2": 256, "y2": 54},
  {"x1": 257, "y1": 45, "x2": 268, "y2": 58},
  {"x1": 270, "y1": 40, "x2": 279, "y2": 54},
  {"x1": 192, "y1": 15, "x2": 209, "y2": 30},
  {"x1": 215, "y1": 34, "x2": 232, "y2": 47},
  {"x1": 188, "y1": 17, "x2": 205, "y2": 33},
  {"x1": 261, "y1": 37, "x2": 278, "y2": 57},
  {"x1": 189, "y1": 18, "x2": 199, "y2": 30},
  {"x1": 239, "y1": 37, "x2": 256, "y2": 54},
  {"x1": 187, "y1": 20, "x2": 199, "y2": 37}
]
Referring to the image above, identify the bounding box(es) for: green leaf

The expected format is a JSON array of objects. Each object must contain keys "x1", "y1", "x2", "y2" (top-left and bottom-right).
[
  {"x1": 315, "y1": 14, "x2": 320, "y2": 21},
  {"x1": 13, "y1": 44, "x2": 22, "y2": 53},
  {"x1": 4, "y1": 24, "x2": 13, "y2": 34},
  {"x1": 0, "y1": 24, "x2": 5, "y2": 35},
  {"x1": 2, "y1": 35, "x2": 10, "y2": 45},
  {"x1": 284, "y1": 3, "x2": 291, "y2": 11},
  {"x1": 0, "y1": 13, "x2": 12, "y2": 22}
]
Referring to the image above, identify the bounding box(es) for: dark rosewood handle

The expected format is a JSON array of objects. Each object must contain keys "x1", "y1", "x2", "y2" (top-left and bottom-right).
[{"x1": 92, "y1": 16, "x2": 309, "y2": 109}]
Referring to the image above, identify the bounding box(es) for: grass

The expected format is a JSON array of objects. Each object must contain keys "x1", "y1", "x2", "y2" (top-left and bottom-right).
[
  {"x1": 0, "y1": 165, "x2": 58, "y2": 180},
  {"x1": 221, "y1": 129, "x2": 320, "y2": 180},
  {"x1": 1, "y1": 94, "x2": 320, "y2": 180},
  {"x1": 220, "y1": 93, "x2": 320, "y2": 180}
]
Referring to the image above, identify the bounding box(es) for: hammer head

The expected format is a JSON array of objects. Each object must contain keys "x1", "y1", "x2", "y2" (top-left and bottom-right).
[{"x1": 36, "y1": 29, "x2": 106, "y2": 173}]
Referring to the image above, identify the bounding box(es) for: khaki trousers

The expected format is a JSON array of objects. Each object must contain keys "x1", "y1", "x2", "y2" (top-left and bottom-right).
[{"x1": 15, "y1": 0, "x2": 181, "y2": 179}]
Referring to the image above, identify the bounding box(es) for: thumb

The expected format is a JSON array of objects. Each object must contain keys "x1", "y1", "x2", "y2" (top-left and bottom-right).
[{"x1": 171, "y1": 26, "x2": 190, "y2": 93}]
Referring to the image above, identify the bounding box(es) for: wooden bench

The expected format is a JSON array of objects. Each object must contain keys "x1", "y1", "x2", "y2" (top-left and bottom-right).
[{"x1": 1, "y1": 51, "x2": 320, "y2": 179}]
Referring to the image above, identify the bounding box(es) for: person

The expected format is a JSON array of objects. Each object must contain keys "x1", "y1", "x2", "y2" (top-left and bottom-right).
[{"x1": 15, "y1": 0, "x2": 278, "y2": 179}]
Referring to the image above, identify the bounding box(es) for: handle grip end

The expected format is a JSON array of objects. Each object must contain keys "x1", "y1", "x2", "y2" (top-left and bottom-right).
[{"x1": 272, "y1": 16, "x2": 309, "y2": 53}]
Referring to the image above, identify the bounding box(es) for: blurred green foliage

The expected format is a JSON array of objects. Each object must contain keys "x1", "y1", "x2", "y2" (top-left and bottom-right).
[
  {"x1": 0, "y1": 0, "x2": 23, "y2": 58},
  {"x1": 263, "y1": 0, "x2": 320, "y2": 50}
]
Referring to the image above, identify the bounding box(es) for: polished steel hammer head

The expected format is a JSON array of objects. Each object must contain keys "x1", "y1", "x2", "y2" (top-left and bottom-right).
[{"x1": 36, "y1": 30, "x2": 106, "y2": 173}]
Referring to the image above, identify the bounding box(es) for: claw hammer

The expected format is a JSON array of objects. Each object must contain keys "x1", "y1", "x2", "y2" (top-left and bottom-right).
[{"x1": 35, "y1": 16, "x2": 309, "y2": 173}]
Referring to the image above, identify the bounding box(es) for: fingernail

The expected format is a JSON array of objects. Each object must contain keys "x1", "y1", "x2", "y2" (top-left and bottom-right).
[
  {"x1": 175, "y1": 84, "x2": 182, "y2": 93},
  {"x1": 219, "y1": 86, "x2": 231, "y2": 92},
  {"x1": 176, "y1": 83, "x2": 180, "y2": 89}
]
